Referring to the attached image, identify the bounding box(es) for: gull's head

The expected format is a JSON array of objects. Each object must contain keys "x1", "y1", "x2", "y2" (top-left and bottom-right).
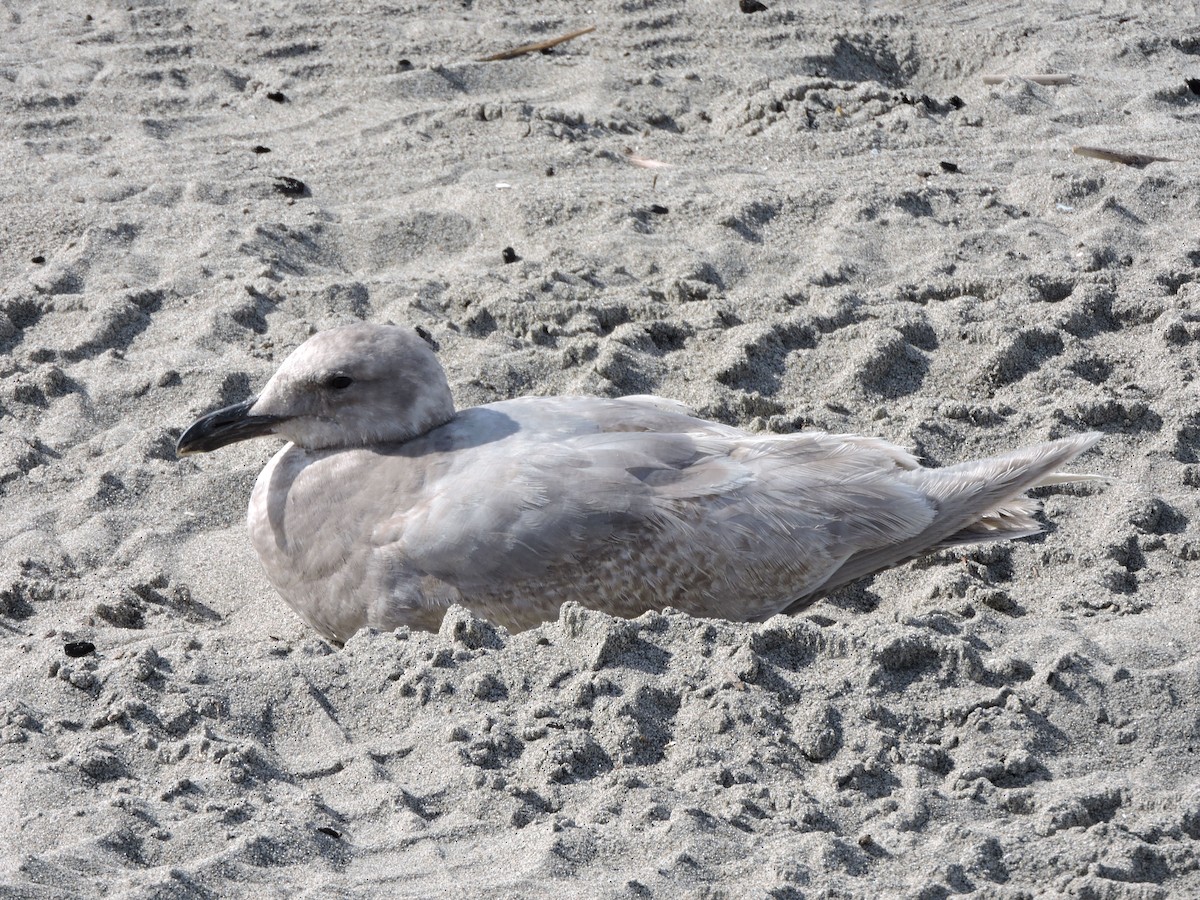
[{"x1": 176, "y1": 324, "x2": 455, "y2": 455}]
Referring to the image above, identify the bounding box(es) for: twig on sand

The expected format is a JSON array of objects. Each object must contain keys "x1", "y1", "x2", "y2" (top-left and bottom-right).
[
  {"x1": 1072, "y1": 145, "x2": 1178, "y2": 168},
  {"x1": 982, "y1": 73, "x2": 1073, "y2": 85},
  {"x1": 477, "y1": 25, "x2": 596, "y2": 62},
  {"x1": 624, "y1": 149, "x2": 672, "y2": 170},
  {"x1": 624, "y1": 149, "x2": 671, "y2": 189}
]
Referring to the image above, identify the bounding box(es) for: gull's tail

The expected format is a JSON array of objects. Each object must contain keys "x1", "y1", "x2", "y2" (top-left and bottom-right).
[{"x1": 806, "y1": 432, "x2": 1105, "y2": 601}]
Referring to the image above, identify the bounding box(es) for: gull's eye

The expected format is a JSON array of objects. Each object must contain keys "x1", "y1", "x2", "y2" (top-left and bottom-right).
[{"x1": 325, "y1": 374, "x2": 354, "y2": 390}]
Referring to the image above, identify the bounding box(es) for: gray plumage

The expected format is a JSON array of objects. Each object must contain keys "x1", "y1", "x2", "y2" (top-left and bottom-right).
[{"x1": 177, "y1": 323, "x2": 1102, "y2": 645}]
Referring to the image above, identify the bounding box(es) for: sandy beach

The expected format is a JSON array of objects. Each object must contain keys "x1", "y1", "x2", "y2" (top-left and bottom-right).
[{"x1": 2, "y1": 1, "x2": 1199, "y2": 896}]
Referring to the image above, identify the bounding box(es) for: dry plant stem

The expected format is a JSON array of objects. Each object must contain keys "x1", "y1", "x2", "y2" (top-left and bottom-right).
[
  {"x1": 625, "y1": 149, "x2": 671, "y2": 169},
  {"x1": 1072, "y1": 145, "x2": 1177, "y2": 168},
  {"x1": 477, "y1": 25, "x2": 596, "y2": 62},
  {"x1": 982, "y1": 73, "x2": 1073, "y2": 85}
]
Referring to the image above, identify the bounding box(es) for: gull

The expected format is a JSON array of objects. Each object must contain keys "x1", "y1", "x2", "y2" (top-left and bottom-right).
[{"x1": 177, "y1": 323, "x2": 1102, "y2": 645}]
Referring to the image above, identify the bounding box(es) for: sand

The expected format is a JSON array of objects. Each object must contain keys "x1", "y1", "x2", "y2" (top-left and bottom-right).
[{"x1": 2, "y1": 1, "x2": 1198, "y2": 897}]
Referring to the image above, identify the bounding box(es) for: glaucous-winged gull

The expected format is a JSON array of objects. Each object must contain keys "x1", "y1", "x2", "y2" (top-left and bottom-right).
[{"x1": 177, "y1": 323, "x2": 1102, "y2": 644}]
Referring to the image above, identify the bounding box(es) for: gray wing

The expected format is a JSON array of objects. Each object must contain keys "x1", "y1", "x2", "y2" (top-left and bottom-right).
[{"x1": 374, "y1": 398, "x2": 937, "y2": 621}]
